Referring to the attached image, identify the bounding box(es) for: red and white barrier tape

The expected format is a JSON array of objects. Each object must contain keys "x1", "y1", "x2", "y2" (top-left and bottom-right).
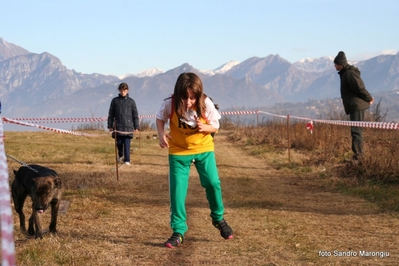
[
  {"x1": 8, "y1": 111, "x2": 257, "y2": 122},
  {"x1": 4, "y1": 108, "x2": 399, "y2": 131},
  {"x1": 110, "y1": 130, "x2": 139, "y2": 135},
  {"x1": 138, "y1": 114, "x2": 156, "y2": 119},
  {"x1": 257, "y1": 111, "x2": 399, "y2": 130},
  {"x1": 219, "y1": 110, "x2": 259, "y2": 115},
  {"x1": 257, "y1": 111, "x2": 287, "y2": 119},
  {"x1": 8, "y1": 117, "x2": 108, "y2": 123},
  {"x1": 0, "y1": 119, "x2": 16, "y2": 266},
  {"x1": 3, "y1": 117, "x2": 142, "y2": 137},
  {"x1": 2, "y1": 117, "x2": 102, "y2": 137},
  {"x1": 8, "y1": 115, "x2": 156, "y2": 123},
  {"x1": 312, "y1": 119, "x2": 399, "y2": 129}
]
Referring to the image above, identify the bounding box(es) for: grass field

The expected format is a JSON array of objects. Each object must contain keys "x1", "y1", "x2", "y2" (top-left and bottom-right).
[{"x1": 3, "y1": 129, "x2": 399, "y2": 265}]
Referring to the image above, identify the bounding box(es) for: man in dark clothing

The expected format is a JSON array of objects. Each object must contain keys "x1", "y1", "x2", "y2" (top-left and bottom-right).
[
  {"x1": 334, "y1": 51, "x2": 374, "y2": 161},
  {"x1": 108, "y1": 83, "x2": 140, "y2": 165}
]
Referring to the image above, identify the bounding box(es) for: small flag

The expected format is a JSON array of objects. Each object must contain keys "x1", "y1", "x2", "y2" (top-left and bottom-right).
[{"x1": 306, "y1": 120, "x2": 313, "y2": 134}]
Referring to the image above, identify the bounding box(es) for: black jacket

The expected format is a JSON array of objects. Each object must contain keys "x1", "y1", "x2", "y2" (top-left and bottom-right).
[
  {"x1": 107, "y1": 93, "x2": 140, "y2": 138},
  {"x1": 338, "y1": 64, "x2": 373, "y2": 115}
]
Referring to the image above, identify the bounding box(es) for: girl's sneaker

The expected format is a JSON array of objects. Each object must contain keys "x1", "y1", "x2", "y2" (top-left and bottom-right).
[
  {"x1": 164, "y1": 233, "x2": 184, "y2": 248},
  {"x1": 212, "y1": 219, "x2": 233, "y2": 239}
]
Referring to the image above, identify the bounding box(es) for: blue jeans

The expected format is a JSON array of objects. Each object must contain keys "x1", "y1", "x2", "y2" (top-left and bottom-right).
[
  {"x1": 117, "y1": 136, "x2": 131, "y2": 162},
  {"x1": 349, "y1": 110, "x2": 365, "y2": 157}
]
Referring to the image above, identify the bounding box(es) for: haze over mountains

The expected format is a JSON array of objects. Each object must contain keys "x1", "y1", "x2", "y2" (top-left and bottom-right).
[{"x1": 1, "y1": 38, "x2": 399, "y2": 126}]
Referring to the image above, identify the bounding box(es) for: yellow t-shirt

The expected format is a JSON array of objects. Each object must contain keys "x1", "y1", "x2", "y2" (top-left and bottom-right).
[
  {"x1": 156, "y1": 96, "x2": 221, "y2": 155},
  {"x1": 169, "y1": 109, "x2": 214, "y2": 155}
]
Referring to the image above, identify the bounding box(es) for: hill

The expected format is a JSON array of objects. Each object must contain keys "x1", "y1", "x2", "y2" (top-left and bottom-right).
[{"x1": 1, "y1": 38, "x2": 399, "y2": 125}]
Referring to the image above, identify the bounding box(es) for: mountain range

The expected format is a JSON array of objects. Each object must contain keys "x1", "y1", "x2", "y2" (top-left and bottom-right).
[{"x1": 1, "y1": 37, "x2": 399, "y2": 128}]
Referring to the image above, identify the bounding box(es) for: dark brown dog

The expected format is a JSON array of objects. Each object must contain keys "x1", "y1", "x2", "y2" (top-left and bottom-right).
[{"x1": 12, "y1": 164, "x2": 63, "y2": 239}]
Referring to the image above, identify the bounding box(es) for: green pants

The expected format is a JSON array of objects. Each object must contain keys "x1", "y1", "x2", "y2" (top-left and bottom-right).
[{"x1": 168, "y1": 152, "x2": 225, "y2": 236}]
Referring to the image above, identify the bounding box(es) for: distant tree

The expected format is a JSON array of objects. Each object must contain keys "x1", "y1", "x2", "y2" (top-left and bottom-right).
[{"x1": 370, "y1": 98, "x2": 388, "y2": 122}]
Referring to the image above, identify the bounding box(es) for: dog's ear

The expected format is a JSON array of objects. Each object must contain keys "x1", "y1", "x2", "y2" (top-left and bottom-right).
[
  {"x1": 13, "y1": 170, "x2": 17, "y2": 175},
  {"x1": 54, "y1": 177, "x2": 62, "y2": 189},
  {"x1": 31, "y1": 178, "x2": 38, "y2": 187}
]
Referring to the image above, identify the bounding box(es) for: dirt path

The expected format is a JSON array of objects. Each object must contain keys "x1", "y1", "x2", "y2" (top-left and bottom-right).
[{"x1": 170, "y1": 133, "x2": 399, "y2": 265}]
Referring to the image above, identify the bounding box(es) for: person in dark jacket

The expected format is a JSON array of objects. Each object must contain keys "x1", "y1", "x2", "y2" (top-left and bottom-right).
[
  {"x1": 107, "y1": 82, "x2": 140, "y2": 165},
  {"x1": 334, "y1": 51, "x2": 374, "y2": 161}
]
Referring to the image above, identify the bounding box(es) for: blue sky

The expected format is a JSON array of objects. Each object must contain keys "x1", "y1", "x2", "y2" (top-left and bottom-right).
[{"x1": 1, "y1": 0, "x2": 398, "y2": 77}]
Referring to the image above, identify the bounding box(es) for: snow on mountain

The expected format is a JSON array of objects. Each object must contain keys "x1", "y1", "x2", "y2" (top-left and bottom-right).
[
  {"x1": 293, "y1": 56, "x2": 361, "y2": 72},
  {"x1": 135, "y1": 67, "x2": 164, "y2": 77},
  {"x1": 293, "y1": 56, "x2": 334, "y2": 72},
  {"x1": 200, "y1": 60, "x2": 241, "y2": 76},
  {"x1": 119, "y1": 67, "x2": 164, "y2": 79},
  {"x1": 214, "y1": 60, "x2": 240, "y2": 74}
]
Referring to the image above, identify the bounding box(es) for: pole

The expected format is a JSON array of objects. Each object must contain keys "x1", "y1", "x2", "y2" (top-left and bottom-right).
[
  {"x1": 114, "y1": 122, "x2": 119, "y2": 181},
  {"x1": 287, "y1": 115, "x2": 291, "y2": 162},
  {"x1": 139, "y1": 119, "x2": 142, "y2": 150},
  {"x1": 139, "y1": 130, "x2": 141, "y2": 149}
]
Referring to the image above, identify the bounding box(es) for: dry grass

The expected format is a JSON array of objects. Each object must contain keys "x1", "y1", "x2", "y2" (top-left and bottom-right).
[
  {"x1": 229, "y1": 121, "x2": 399, "y2": 213},
  {"x1": 4, "y1": 129, "x2": 399, "y2": 265}
]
